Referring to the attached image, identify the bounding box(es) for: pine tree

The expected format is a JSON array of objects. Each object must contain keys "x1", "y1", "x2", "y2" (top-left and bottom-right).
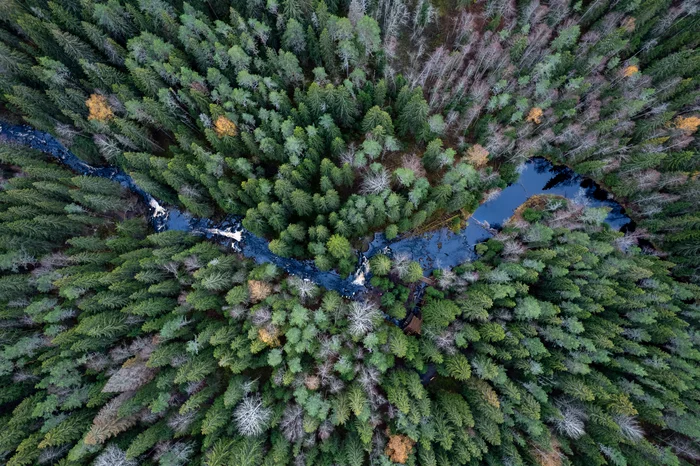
[{"x1": 0, "y1": 2, "x2": 700, "y2": 464}]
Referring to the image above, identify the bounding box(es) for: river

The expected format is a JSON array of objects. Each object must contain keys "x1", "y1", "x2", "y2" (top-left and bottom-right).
[{"x1": 0, "y1": 122, "x2": 631, "y2": 298}]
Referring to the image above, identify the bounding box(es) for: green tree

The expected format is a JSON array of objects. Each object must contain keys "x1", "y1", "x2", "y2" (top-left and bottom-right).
[
  {"x1": 361, "y1": 105, "x2": 394, "y2": 134},
  {"x1": 326, "y1": 234, "x2": 353, "y2": 261},
  {"x1": 282, "y1": 18, "x2": 307, "y2": 55}
]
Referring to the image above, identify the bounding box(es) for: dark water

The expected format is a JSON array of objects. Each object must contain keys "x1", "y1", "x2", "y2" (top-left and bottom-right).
[
  {"x1": 0, "y1": 122, "x2": 171, "y2": 230},
  {"x1": 0, "y1": 122, "x2": 631, "y2": 298},
  {"x1": 0, "y1": 122, "x2": 365, "y2": 295},
  {"x1": 366, "y1": 158, "x2": 631, "y2": 272}
]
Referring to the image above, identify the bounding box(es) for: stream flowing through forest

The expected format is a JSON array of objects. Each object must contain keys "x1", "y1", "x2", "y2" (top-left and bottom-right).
[{"x1": 0, "y1": 122, "x2": 632, "y2": 298}]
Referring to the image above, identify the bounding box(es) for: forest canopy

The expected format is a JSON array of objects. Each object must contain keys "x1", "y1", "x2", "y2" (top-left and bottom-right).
[{"x1": 0, "y1": 0, "x2": 699, "y2": 465}]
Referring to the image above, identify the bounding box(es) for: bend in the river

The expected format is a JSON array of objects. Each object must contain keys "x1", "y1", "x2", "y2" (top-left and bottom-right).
[{"x1": 0, "y1": 122, "x2": 632, "y2": 300}]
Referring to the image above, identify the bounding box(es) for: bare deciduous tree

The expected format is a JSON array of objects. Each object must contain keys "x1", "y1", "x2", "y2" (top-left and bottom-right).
[{"x1": 234, "y1": 394, "x2": 272, "y2": 436}]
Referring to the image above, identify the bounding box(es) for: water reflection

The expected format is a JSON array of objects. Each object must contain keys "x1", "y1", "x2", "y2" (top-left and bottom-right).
[
  {"x1": 365, "y1": 158, "x2": 631, "y2": 272},
  {"x1": 1, "y1": 123, "x2": 632, "y2": 296}
]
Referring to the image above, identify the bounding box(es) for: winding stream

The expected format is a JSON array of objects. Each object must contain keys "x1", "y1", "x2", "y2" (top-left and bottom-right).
[
  {"x1": 368, "y1": 158, "x2": 632, "y2": 272},
  {"x1": 0, "y1": 122, "x2": 631, "y2": 298}
]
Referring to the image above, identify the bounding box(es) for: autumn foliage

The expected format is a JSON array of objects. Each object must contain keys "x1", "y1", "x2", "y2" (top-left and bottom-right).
[
  {"x1": 533, "y1": 438, "x2": 563, "y2": 466},
  {"x1": 214, "y1": 115, "x2": 238, "y2": 137},
  {"x1": 466, "y1": 144, "x2": 489, "y2": 168},
  {"x1": 258, "y1": 327, "x2": 280, "y2": 346},
  {"x1": 675, "y1": 115, "x2": 700, "y2": 134},
  {"x1": 527, "y1": 107, "x2": 543, "y2": 124},
  {"x1": 623, "y1": 65, "x2": 639, "y2": 77},
  {"x1": 248, "y1": 279, "x2": 272, "y2": 302},
  {"x1": 385, "y1": 434, "x2": 415, "y2": 463},
  {"x1": 0, "y1": 0, "x2": 699, "y2": 464},
  {"x1": 86, "y1": 94, "x2": 114, "y2": 122}
]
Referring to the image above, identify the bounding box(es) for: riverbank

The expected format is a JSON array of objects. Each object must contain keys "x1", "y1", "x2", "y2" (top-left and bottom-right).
[{"x1": 0, "y1": 122, "x2": 632, "y2": 297}]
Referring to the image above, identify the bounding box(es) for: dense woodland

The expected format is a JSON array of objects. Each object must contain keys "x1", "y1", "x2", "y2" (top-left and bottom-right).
[{"x1": 0, "y1": 0, "x2": 699, "y2": 465}]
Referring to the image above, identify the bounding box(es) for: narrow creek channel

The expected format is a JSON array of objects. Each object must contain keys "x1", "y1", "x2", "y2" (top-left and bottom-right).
[{"x1": 0, "y1": 122, "x2": 632, "y2": 299}]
